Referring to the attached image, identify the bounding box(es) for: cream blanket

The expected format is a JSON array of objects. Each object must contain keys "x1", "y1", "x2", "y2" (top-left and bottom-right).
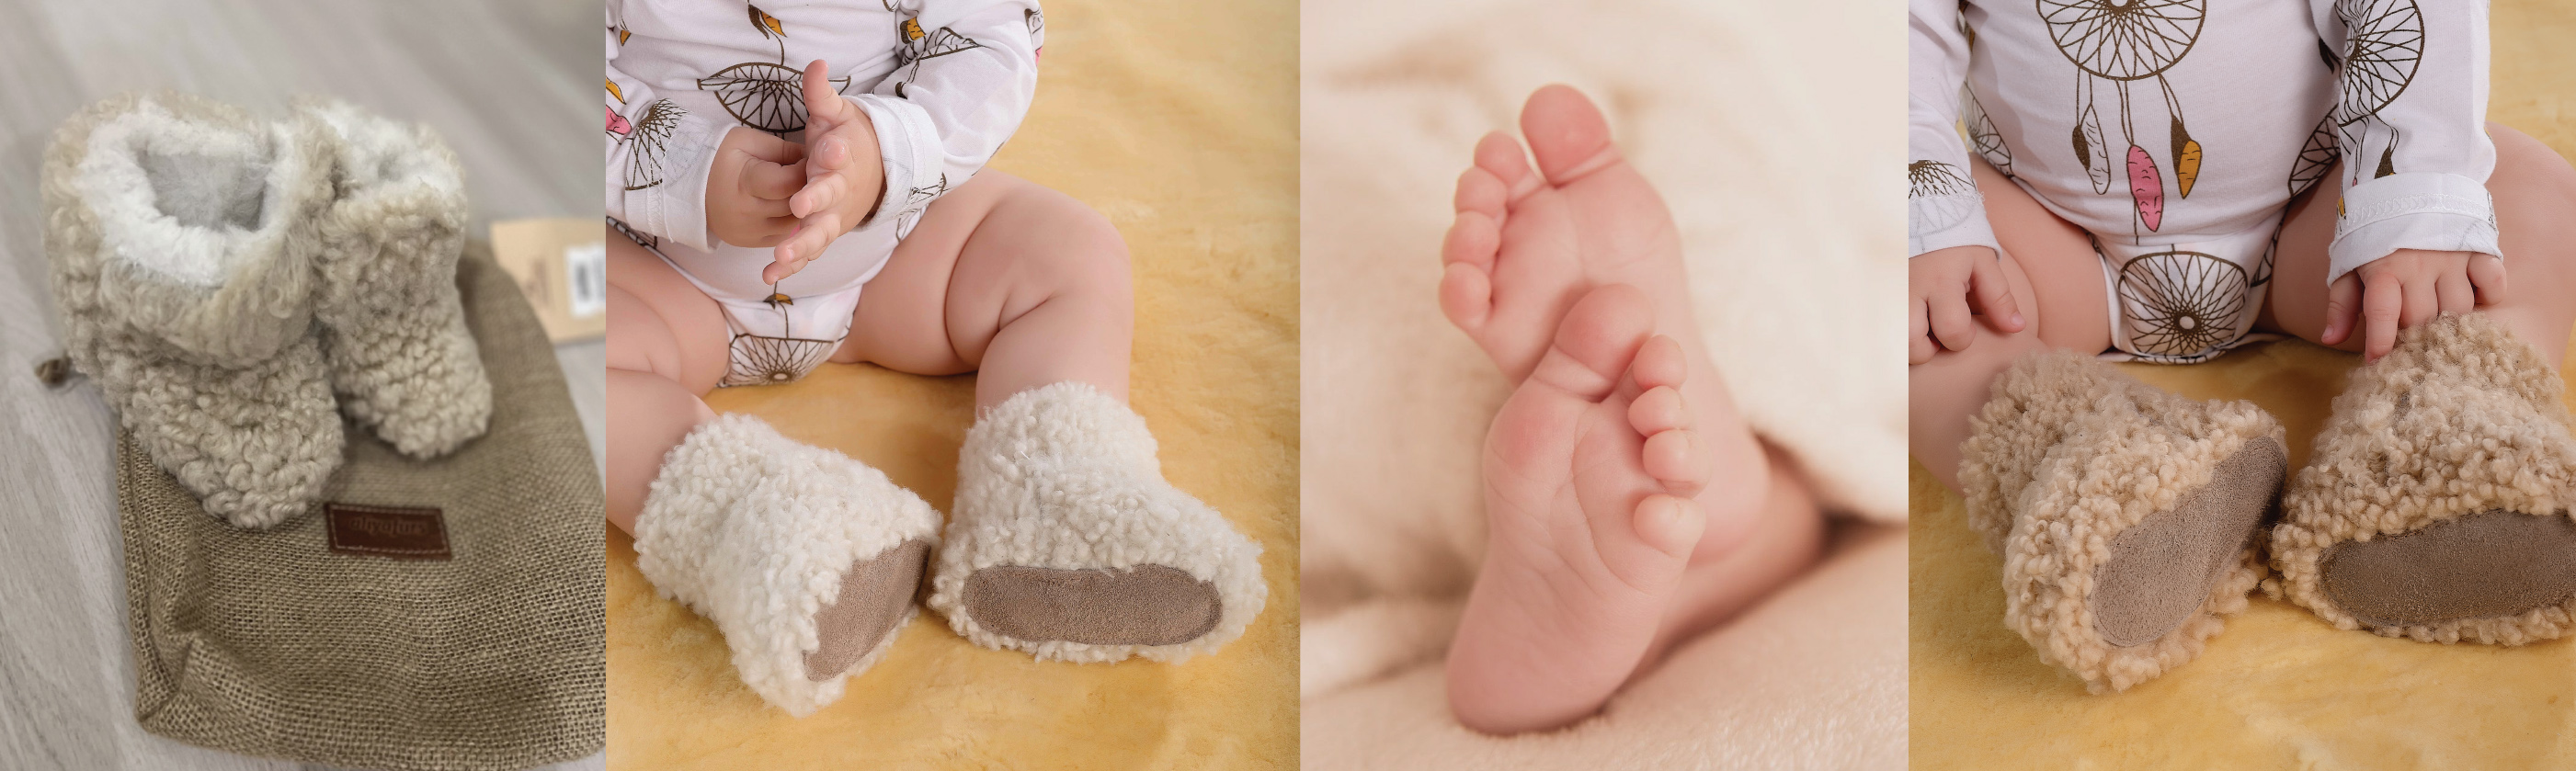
[{"x1": 1301, "y1": 0, "x2": 1907, "y2": 765}]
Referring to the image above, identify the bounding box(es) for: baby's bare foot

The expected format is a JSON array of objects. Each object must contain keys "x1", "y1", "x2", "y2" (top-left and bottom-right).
[
  {"x1": 1442, "y1": 85, "x2": 1685, "y2": 381},
  {"x1": 1446, "y1": 285, "x2": 1712, "y2": 734}
]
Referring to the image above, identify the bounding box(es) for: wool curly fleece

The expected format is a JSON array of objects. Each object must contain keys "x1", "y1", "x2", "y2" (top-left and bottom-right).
[
  {"x1": 2273, "y1": 312, "x2": 2576, "y2": 645},
  {"x1": 1961, "y1": 350, "x2": 2285, "y2": 692}
]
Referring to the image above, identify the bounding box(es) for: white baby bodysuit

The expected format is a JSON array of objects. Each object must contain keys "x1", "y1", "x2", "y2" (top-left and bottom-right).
[
  {"x1": 606, "y1": 0, "x2": 1041, "y2": 383},
  {"x1": 1909, "y1": 0, "x2": 2499, "y2": 361}
]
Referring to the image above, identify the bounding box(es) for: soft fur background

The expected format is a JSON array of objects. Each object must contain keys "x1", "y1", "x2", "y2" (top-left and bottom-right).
[
  {"x1": 1910, "y1": 2, "x2": 2576, "y2": 766},
  {"x1": 1299, "y1": 0, "x2": 1909, "y2": 766},
  {"x1": 602, "y1": 0, "x2": 1299, "y2": 766}
]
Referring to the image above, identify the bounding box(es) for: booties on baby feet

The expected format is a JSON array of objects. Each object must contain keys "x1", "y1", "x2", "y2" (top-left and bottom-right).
[
  {"x1": 2272, "y1": 312, "x2": 2576, "y2": 644},
  {"x1": 1961, "y1": 350, "x2": 2286, "y2": 692},
  {"x1": 301, "y1": 98, "x2": 490, "y2": 459},
  {"x1": 42, "y1": 92, "x2": 343, "y2": 528},
  {"x1": 928, "y1": 382, "x2": 1266, "y2": 663},
  {"x1": 634, "y1": 414, "x2": 941, "y2": 716}
]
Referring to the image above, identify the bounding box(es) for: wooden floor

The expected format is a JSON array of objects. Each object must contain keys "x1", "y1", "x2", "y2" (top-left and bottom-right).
[{"x1": 0, "y1": 1, "x2": 602, "y2": 768}]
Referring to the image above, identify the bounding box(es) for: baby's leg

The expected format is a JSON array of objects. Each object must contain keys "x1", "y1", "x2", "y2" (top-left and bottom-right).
[
  {"x1": 849, "y1": 172, "x2": 1264, "y2": 663},
  {"x1": 1909, "y1": 159, "x2": 2114, "y2": 492},
  {"x1": 606, "y1": 229, "x2": 730, "y2": 533},
  {"x1": 607, "y1": 228, "x2": 940, "y2": 710},
  {"x1": 831, "y1": 172, "x2": 1134, "y2": 406},
  {"x1": 2262, "y1": 123, "x2": 2576, "y2": 368}
]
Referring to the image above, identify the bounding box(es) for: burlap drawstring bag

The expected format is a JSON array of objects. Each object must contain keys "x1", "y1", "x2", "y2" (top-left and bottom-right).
[{"x1": 117, "y1": 246, "x2": 604, "y2": 770}]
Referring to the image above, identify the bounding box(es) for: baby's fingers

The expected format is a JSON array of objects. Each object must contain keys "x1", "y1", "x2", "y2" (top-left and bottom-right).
[
  {"x1": 801, "y1": 61, "x2": 854, "y2": 131},
  {"x1": 790, "y1": 171, "x2": 848, "y2": 219},
  {"x1": 2468, "y1": 254, "x2": 2508, "y2": 306},
  {"x1": 2361, "y1": 275, "x2": 2402, "y2": 361},
  {"x1": 1927, "y1": 291, "x2": 1978, "y2": 354},
  {"x1": 742, "y1": 157, "x2": 804, "y2": 200},
  {"x1": 771, "y1": 210, "x2": 848, "y2": 278},
  {"x1": 2320, "y1": 272, "x2": 2361, "y2": 346},
  {"x1": 1909, "y1": 297, "x2": 1935, "y2": 365},
  {"x1": 1966, "y1": 252, "x2": 2024, "y2": 333}
]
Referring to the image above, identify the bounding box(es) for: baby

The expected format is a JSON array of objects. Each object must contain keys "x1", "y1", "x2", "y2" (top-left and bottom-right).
[
  {"x1": 1909, "y1": 0, "x2": 2576, "y2": 691},
  {"x1": 1433, "y1": 85, "x2": 1829, "y2": 733},
  {"x1": 603, "y1": 0, "x2": 1263, "y2": 716}
]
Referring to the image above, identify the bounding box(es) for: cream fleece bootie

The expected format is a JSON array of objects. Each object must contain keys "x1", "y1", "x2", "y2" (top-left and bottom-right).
[
  {"x1": 301, "y1": 99, "x2": 490, "y2": 459},
  {"x1": 2273, "y1": 312, "x2": 2576, "y2": 644},
  {"x1": 41, "y1": 93, "x2": 342, "y2": 528},
  {"x1": 634, "y1": 414, "x2": 941, "y2": 717},
  {"x1": 928, "y1": 382, "x2": 1266, "y2": 663},
  {"x1": 1961, "y1": 350, "x2": 2286, "y2": 692}
]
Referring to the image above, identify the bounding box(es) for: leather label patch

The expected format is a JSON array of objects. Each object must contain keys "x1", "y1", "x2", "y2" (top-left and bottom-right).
[{"x1": 325, "y1": 504, "x2": 452, "y2": 561}]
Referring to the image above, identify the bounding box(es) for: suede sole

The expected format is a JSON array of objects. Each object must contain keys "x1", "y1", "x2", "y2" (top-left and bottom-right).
[
  {"x1": 2321, "y1": 511, "x2": 2576, "y2": 629},
  {"x1": 804, "y1": 539, "x2": 931, "y2": 681},
  {"x1": 2092, "y1": 437, "x2": 2286, "y2": 648},
  {"x1": 962, "y1": 564, "x2": 1222, "y2": 647}
]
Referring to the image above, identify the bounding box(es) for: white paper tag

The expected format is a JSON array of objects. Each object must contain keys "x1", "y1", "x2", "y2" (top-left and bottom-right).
[{"x1": 565, "y1": 242, "x2": 607, "y2": 319}]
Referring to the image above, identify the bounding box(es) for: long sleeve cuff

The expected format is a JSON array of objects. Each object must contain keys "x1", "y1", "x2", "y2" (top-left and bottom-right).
[
  {"x1": 848, "y1": 94, "x2": 943, "y2": 239},
  {"x1": 2328, "y1": 172, "x2": 2501, "y2": 285},
  {"x1": 1909, "y1": 189, "x2": 2000, "y2": 257},
  {"x1": 610, "y1": 100, "x2": 726, "y2": 252}
]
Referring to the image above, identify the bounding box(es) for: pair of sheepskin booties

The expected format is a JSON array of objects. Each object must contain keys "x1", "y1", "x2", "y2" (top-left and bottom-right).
[
  {"x1": 633, "y1": 382, "x2": 1267, "y2": 716},
  {"x1": 41, "y1": 93, "x2": 488, "y2": 528},
  {"x1": 1962, "y1": 312, "x2": 2576, "y2": 693}
]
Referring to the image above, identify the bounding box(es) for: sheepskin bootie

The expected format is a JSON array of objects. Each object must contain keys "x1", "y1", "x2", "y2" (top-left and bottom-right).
[
  {"x1": 301, "y1": 99, "x2": 490, "y2": 459},
  {"x1": 927, "y1": 382, "x2": 1266, "y2": 663},
  {"x1": 2273, "y1": 312, "x2": 2576, "y2": 644},
  {"x1": 633, "y1": 414, "x2": 941, "y2": 716},
  {"x1": 41, "y1": 93, "x2": 342, "y2": 528},
  {"x1": 1960, "y1": 350, "x2": 2286, "y2": 692}
]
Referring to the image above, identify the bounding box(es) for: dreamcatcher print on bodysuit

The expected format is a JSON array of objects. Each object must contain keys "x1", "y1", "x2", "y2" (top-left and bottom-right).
[
  {"x1": 890, "y1": 15, "x2": 987, "y2": 97},
  {"x1": 2040, "y1": 0, "x2": 2206, "y2": 237},
  {"x1": 2329, "y1": 0, "x2": 2422, "y2": 186},
  {"x1": 2115, "y1": 247, "x2": 2248, "y2": 360},
  {"x1": 613, "y1": 99, "x2": 684, "y2": 191},
  {"x1": 699, "y1": 5, "x2": 852, "y2": 136},
  {"x1": 1908, "y1": 160, "x2": 1979, "y2": 241}
]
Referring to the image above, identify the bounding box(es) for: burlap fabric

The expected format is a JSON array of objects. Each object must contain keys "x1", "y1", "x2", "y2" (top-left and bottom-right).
[{"x1": 117, "y1": 245, "x2": 603, "y2": 770}]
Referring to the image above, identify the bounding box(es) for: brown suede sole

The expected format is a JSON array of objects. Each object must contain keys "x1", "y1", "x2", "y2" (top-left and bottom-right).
[
  {"x1": 804, "y1": 539, "x2": 931, "y2": 682},
  {"x1": 963, "y1": 564, "x2": 1221, "y2": 646},
  {"x1": 2322, "y1": 510, "x2": 2576, "y2": 628},
  {"x1": 2092, "y1": 437, "x2": 2286, "y2": 648}
]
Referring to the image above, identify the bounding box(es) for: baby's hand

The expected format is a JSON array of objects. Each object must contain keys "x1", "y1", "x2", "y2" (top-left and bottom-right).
[
  {"x1": 769, "y1": 60, "x2": 887, "y2": 284},
  {"x1": 705, "y1": 126, "x2": 808, "y2": 249},
  {"x1": 2322, "y1": 248, "x2": 2505, "y2": 362},
  {"x1": 1909, "y1": 245, "x2": 2025, "y2": 364}
]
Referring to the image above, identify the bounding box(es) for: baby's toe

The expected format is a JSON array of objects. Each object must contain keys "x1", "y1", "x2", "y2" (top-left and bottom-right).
[
  {"x1": 1629, "y1": 493, "x2": 1705, "y2": 561},
  {"x1": 1629, "y1": 335, "x2": 1687, "y2": 391},
  {"x1": 1640, "y1": 426, "x2": 1708, "y2": 497},
  {"x1": 1519, "y1": 85, "x2": 1623, "y2": 186},
  {"x1": 1454, "y1": 165, "x2": 1510, "y2": 221},
  {"x1": 1440, "y1": 261, "x2": 1495, "y2": 332},
  {"x1": 1443, "y1": 209, "x2": 1500, "y2": 270},
  {"x1": 1530, "y1": 284, "x2": 1654, "y2": 401},
  {"x1": 1474, "y1": 131, "x2": 1543, "y2": 202}
]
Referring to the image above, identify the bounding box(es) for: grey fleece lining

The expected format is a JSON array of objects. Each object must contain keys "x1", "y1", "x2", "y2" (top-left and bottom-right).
[
  {"x1": 2092, "y1": 437, "x2": 2286, "y2": 648},
  {"x1": 2322, "y1": 510, "x2": 2576, "y2": 627}
]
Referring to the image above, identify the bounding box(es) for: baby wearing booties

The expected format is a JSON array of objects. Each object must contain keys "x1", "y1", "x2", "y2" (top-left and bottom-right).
[
  {"x1": 42, "y1": 92, "x2": 489, "y2": 527},
  {"x1": 1964, "y1": 314, "x2": 2576, "y2": 692},
  {"x1": 605, "y1": 0, "x2": 1264, "y2": 717}
]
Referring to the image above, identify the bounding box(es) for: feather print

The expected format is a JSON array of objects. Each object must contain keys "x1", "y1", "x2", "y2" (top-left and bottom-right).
[
  {"x1": 2079, "y1": 102, "x2": 2110, "y2": 193},
  {"x1": 2171, "y1": 117, "x2": 2201, "y2": 198},
  {"x1": 2128, "y1": 144, "x2": 2164, "y2": 232}
]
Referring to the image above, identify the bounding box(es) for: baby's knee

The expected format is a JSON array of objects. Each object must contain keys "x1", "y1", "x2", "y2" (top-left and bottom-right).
[{"x1": 1043, "y1": 198, "x2": 1134, "y2": 300}]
